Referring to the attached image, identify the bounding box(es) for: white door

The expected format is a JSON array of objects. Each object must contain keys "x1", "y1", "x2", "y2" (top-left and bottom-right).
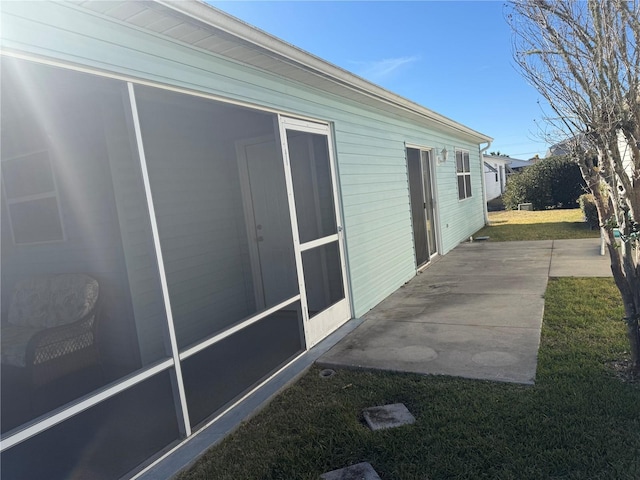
[
  {"x1": 279, "y1": 118, "x2": 350, "y2": 347},
  {"x1": 236, "y1": 136, "x2": 298, "y2": 309}
]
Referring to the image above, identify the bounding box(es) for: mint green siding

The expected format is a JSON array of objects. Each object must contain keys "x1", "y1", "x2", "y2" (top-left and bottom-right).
[{"x1": 1, "y1": 2, "x2": 487, "y2": 318}]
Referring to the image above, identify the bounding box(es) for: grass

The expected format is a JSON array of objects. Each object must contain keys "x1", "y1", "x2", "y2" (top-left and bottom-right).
[
  {"x1": 475, "y1": 208, "x2": 600, "y2": 241},
  {"x1": 179, "y1": 278, "x2": 639, "y2": 480}
]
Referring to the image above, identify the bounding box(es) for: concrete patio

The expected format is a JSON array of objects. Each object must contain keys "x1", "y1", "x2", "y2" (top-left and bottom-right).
[{"x1": 319, "y1": 238, "x2": 611, "y2": 385}]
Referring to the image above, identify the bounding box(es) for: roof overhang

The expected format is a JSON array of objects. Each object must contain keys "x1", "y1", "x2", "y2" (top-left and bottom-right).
[{"x1": 77, "y1": 0, "x2": 492, "y2": 144}]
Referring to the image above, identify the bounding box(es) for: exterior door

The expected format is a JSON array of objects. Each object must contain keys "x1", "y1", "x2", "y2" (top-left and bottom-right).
[
  {"x1": 407, "y1": 147, "x2": 438, "y2": 267},
  {"x1": 279, "y1": 118, "x2": 350, "y2": 347},
  {"x1": 236, "y1": 136, "x2": 298, "y2": 309}
]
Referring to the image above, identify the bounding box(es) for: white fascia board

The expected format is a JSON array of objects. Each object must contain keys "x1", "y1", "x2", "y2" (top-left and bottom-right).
[{"x1": 154, "y1": 0, "x2": 492, "y2": 144}]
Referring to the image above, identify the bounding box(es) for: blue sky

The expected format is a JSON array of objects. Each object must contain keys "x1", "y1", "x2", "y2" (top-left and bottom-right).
[{"x1": 209, "y1": 1, "x2": 550, "y2": 159}]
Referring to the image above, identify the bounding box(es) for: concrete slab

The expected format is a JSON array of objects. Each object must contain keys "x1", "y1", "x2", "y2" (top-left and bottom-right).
[
  {"x1": 362, "y1": 403, "x2": 415, "y2": 430},
  {"x1": 460, "y1": 240, "x2": 554, "y2": 251},
  {"x1": 320, "y1": 319, "x2": 541, "y2": 384},
  {"x1": 550, "y1": 238, "x2": 612, "y2": 277},
  {"x1": 320, "y1": 238, "x2": 613, "y2": 385},
  {"x1": 423, "y1": 251, "x2": 551, "y2": 276},
  {"x1": 320, "y1": 462, "x2": 381, "y2": 480},
  {"x1": 365, "y1": 293, "x2": 545, "y2": 328},
  {"x1": 319, "y1": 239, "x2": 554, "y2": 385},
  {"x1": 409, "y1": 274, "x2": 549, "y2": 296}
]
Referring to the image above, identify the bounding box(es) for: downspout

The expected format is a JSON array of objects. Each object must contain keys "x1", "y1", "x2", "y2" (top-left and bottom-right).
[{"x1": 479, "y1": 141, "x2": 492, "y2": 225}]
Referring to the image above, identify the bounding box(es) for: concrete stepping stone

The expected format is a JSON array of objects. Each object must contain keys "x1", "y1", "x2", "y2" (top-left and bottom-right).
[
  {"x1": 362, "y1": 403, "x2": 415, "y2": 431},
  {"x1": 320, "y1": 462, "x2": 381, "y2": 480}
]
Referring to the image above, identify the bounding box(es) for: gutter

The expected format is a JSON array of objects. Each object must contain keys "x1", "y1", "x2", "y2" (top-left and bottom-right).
[{"x1": 479, "y1": 141, "x2": 492, "y2": 225}]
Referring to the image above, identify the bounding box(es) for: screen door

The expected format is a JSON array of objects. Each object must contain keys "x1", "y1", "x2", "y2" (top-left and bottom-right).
[{"x1": 280, "y1": 118, "x2": 350, "y2": 347}]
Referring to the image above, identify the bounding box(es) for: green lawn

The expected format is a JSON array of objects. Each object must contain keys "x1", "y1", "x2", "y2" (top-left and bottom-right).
[
  {"x1": 179, "y1": 278, "x2": 639, "y2": 480},
  {"x1": 475, "y1": 208, "x2": 600, "y2": 241}
]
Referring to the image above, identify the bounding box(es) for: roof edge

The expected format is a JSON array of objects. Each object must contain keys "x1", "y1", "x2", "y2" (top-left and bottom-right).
[{"x1": 155, "y1": 0, "x2": 492, "y2": 144}]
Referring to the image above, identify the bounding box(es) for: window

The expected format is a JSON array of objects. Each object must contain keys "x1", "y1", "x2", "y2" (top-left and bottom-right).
[
  {"x1": 2, "y1": 149, "x2": 65, "y2": 244},
  {"x1": 456, "y1": 149, "x2": 472, "y2": 200}
]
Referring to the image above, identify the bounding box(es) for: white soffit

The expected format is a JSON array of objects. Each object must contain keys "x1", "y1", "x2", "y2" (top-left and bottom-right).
[{"x1": 78, "y1": 0, "x2": 492, "y2": 144}]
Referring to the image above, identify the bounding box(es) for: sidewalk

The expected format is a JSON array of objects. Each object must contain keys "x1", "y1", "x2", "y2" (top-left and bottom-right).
[{"x1": 319, "y1": 238, "x2": 610, "y2": 385}]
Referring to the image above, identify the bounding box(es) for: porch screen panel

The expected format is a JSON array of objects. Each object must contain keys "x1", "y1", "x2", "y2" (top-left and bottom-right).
[
  {"x1": 134, "y1": 86, "x2": 299, "y2": 349},
  {"x1": 287, "y1": 131, "x2": 338, "y2": 243},
  {"x1": 301, "y1": 241, "x2": 345, "y2": 316},
  {"x1": 1, "y1": 371, "x2": 179, "y2": 480},
  {"x1": 1, "y1": 58, "x2": 171, "y2": 435},
  {"x1": 181, "y1": 302, "x2": 304, "y2": 427}
]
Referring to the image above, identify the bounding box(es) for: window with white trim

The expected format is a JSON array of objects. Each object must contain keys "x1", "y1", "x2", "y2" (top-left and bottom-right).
[
  {"x1": 2, "y1": 148, "x2": 65, "y2": 245},
  {"x1": 456, "y1": 149, "x2": 472, "y2": 200}
]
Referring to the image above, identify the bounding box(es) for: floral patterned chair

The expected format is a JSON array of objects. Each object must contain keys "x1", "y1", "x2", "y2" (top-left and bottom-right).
[{"x1": 1, "y1": 274, "x2": 100, "y2": 391}]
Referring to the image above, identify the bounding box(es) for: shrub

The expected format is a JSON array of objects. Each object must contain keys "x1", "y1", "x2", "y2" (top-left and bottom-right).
[
  {"x1": 503, "y1": 156, "x2": 586, "y2": 210},
  {"x1": 579, "y1": 193, "x2": 599, "y2": 229},
  {"x1": 502, "y1": 171, "x2": 530, "y2": 209}
]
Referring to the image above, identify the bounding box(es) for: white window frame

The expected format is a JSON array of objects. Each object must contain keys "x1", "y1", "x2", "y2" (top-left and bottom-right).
[
  {"x1": 456, "y1": 149, "x2": 472, "y2": 200},
  {"x1": 1, "y1": 147, "x2": 66, "y2": 245}
]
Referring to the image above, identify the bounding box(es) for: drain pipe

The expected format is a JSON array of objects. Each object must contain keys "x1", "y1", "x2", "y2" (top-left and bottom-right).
[{"x1": 479, "y1": 141, "x2": 492, "y2": 225}]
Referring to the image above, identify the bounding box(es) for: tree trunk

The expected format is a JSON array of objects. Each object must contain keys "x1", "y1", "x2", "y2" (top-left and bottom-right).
[{"x1": 607, "y1": 239, "x2": 640, "y2": 374}]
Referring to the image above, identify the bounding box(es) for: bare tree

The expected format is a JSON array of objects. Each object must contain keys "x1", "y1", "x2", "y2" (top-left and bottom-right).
[{"x1": 507, "y1": 0, "x2": 640, "y2": 373}]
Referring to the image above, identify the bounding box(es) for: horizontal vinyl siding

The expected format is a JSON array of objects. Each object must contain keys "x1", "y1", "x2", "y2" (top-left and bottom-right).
[
  {"x1": 2, "y1": 1, "x2": 487, "y2": 318},
  {"x1": 135, "y1": 104, "x2": 255, "y2": 347},
  {"x1": 104, "y1": 105, "x2": 168, "y2": 366}
]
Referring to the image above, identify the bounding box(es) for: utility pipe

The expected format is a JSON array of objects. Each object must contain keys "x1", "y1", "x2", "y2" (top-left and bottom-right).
[{"x1": 479, "y1": 141, "x2": 492, "y2": 225}]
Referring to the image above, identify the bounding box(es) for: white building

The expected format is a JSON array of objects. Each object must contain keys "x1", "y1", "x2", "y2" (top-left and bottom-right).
[{"x1": 483, "y1": 156, "x2": 510, "y2": 201}]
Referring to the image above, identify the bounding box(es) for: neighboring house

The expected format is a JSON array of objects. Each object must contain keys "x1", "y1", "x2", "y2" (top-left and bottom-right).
[
  {"x1": 617, "y1": 131, "x2": 635, "y2": 179},
  {"x1": 507, "y1": 157, "x2": 536, "y2": 173},
  {"x1": 548, "y1": 133, "x2": 634, "y2": 178},
  {"x1": 483, "y1": 153, "x2": 535, "y2": 203},
  {"x1": 545, "y1": 139, "x2": 576, "y2": 158},
  {"x1": 0, "y1": 2, "x2": 492, "y2": 478},
  {"x1": 483, "y1": 155, "x2": 510, "y2": 201},
  {"x1": 545, "y1": 134, "x2": 588, "y2": 158}
]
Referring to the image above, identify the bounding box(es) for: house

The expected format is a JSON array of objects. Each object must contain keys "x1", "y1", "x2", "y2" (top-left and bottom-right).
[
  {"x1": 483, "y1": 155, "x2": 510, "y2": 201},
  {"x1": 507, "y1": 157, "x2": 537, "y2": 173},
  {"x1": 545, "y1": 135, "x2": 588, "y2": 158},
  {"x1": 617, "y1": 131, "x2": 635, "y2": 179},
  {"x1": 546, "y1": 139, "x2": 575, "y2": 158},
  {"x1": 0, "y1": 1, "x2": 492, "y2": 478},
  {"x1": 483, "y1": 153, "x2": 538, "y2": 203},
  {"x1": 548, "y1": 134, "x2": 634, "y2": 179}
]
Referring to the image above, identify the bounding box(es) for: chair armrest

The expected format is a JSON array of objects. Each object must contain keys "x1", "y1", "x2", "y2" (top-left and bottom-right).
[{"x1": 25, "y1": 310, "x2": 98, "y2": 367}]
